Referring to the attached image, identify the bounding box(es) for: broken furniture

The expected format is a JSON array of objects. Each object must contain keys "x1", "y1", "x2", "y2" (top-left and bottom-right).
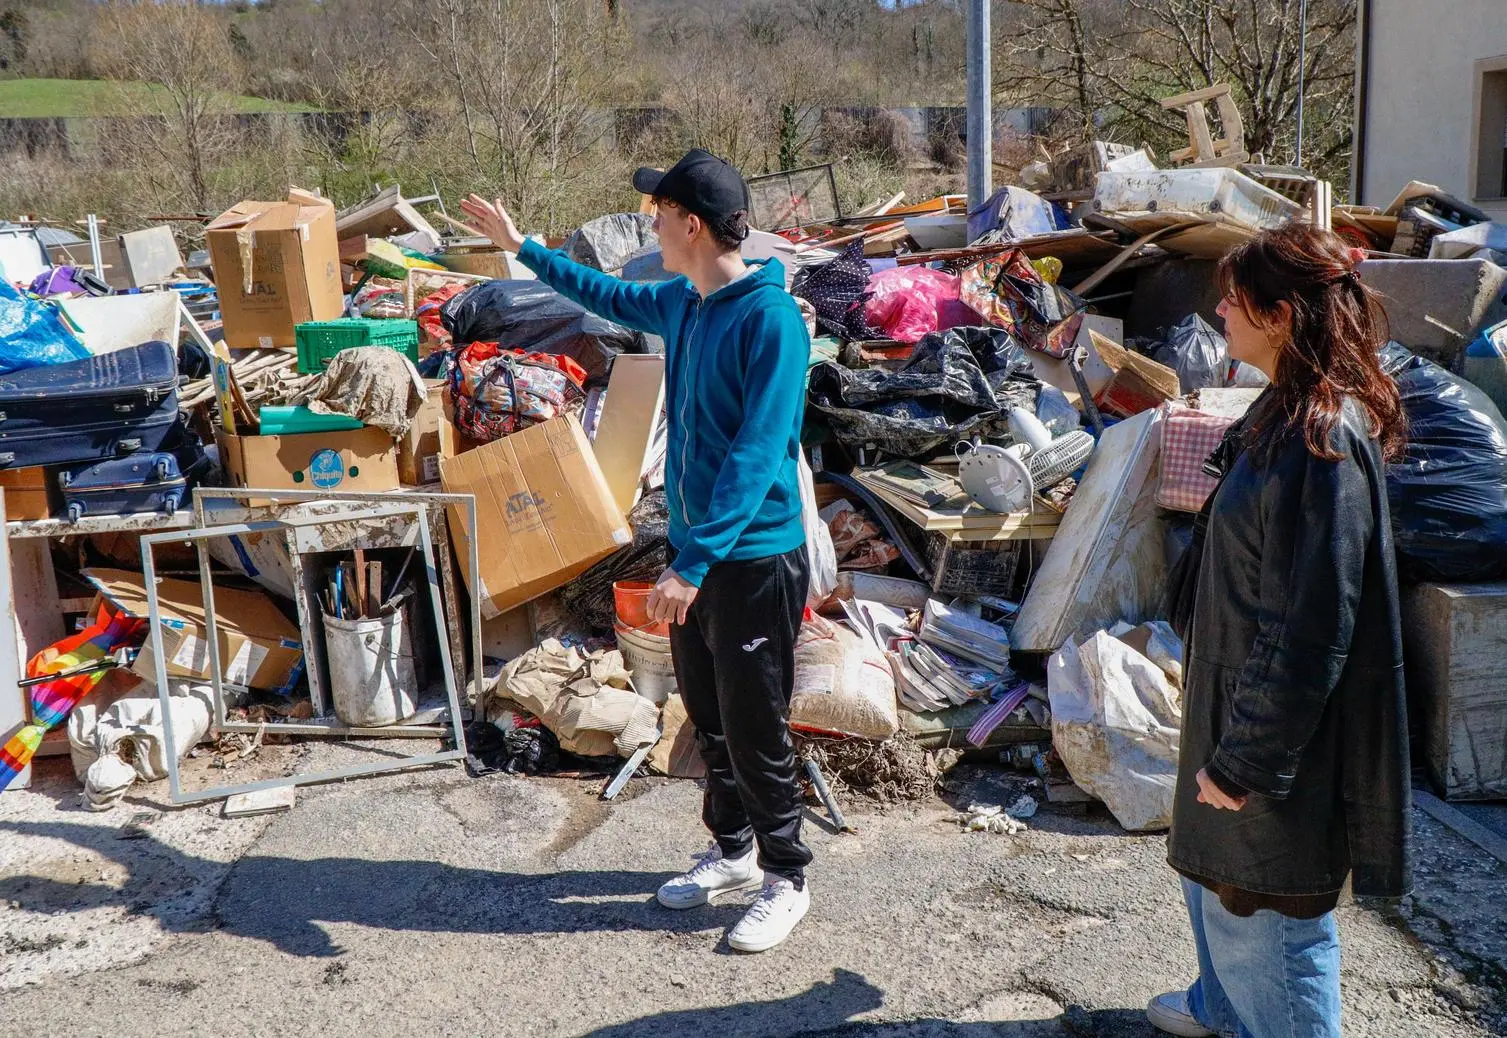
[{"x1": 1160, "y1": 84, "x2": 1249, "y2": 168}]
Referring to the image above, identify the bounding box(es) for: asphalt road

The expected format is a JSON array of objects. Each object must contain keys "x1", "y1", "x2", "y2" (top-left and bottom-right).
[{"x1": 1, "y1": 742, "x2": 1504, "y2": 1038}]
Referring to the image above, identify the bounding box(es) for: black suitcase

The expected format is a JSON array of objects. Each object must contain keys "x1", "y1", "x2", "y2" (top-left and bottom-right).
[
  {"x1": 56, "y1": 425, "x2": 210, "y2": 523},
  {"x1": 0, "y1": 340, "x2": 181, "y2": 469}
]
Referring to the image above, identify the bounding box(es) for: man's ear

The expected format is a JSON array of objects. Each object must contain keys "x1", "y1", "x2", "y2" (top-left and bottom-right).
[{"x1": 684, "y1": 212, "x2": 704, "y2": 244}]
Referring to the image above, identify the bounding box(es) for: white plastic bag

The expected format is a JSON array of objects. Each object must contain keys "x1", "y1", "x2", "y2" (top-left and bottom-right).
[
  {"x1": 1047, "y1": 630, "x2": 1181, "y2": 831},
  {"x1": 799, "y1": 452, "x2": 837, "y2": 608},
  {"x1": 80, "y1": 682, "x2": 214, "y2": 811}
]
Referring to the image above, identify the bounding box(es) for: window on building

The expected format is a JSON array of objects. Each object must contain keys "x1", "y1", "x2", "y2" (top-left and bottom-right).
[{"x1": 1473, "y1": 59, "x2": 1507, "y2": 200}]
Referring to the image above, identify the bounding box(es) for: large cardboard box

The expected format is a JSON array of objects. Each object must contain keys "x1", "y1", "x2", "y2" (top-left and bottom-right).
[
  {"x1": 86, "y1": 568, "x2": 304, "y2": 693},
  {"x1": 206, "y1": 192, "x2": 343, "y2": 349},
  {"x1": 440, "y1": 415, "x2": 630, "y2": 619},
  {"x1": 217, "y1": 426, "x2": 399, "y2": 493},
  {"x1": 397, "y1": 380, "x2": 455, "y2": 486}
]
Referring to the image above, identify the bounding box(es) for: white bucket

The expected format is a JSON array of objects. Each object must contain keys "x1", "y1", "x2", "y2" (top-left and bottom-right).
[
  {"x1": 615, "y1": 623, "x2": 677, "y2": 705},
  {"x1": 324, "y1": 607, "x2": 418, "y2": 727}
]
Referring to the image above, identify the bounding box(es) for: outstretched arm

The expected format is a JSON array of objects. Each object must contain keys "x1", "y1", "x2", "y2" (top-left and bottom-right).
[{"x1": 459, "y1": 195, "x2": 671, "y2": 336}]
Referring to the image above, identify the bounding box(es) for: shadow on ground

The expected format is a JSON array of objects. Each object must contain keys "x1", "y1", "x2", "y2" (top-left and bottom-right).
[
  {"x1": 3, "y1": 820, "x2": 1158, "y2": 1036},
  {"x1": 577, "y1": 968, "x2": 1152, "y2": 1037}
]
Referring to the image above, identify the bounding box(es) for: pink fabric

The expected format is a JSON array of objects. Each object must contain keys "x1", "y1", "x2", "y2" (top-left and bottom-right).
[
  {"x1": 863, "y1": 267, "x2": 980, "y2": 344},
  {"x1": 1156, "y1": 403, "x2": 1236, "y2": 513}
]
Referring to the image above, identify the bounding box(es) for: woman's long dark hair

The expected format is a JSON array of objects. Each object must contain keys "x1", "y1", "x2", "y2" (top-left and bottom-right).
[{"x1": 1219, "y1": 224, "x2": 1405, "y2": 462}]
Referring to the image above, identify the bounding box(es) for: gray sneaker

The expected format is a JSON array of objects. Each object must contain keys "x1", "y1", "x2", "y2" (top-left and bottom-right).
[{"x1": 1147, "y1": 991, "x2": 1215, "y2": 1037}]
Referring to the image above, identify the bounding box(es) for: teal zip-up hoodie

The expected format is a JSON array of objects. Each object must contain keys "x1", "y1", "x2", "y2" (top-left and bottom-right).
[{"x1": 517, "y1": 239, "x2": 809, "y2": 588}]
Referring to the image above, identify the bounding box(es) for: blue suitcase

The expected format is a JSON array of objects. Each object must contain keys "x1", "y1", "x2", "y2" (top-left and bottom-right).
[
  {"x1": 0, "y1": 340, "x2": 181, "y2": 469},
  {"x1": 57, "y1": 426, "x2": 210, "y2": 523}
]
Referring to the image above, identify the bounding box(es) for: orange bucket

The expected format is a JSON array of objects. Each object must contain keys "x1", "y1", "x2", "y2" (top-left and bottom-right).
[{"x1": 613, "y1": 581, "x2": 670, "y2": 638}]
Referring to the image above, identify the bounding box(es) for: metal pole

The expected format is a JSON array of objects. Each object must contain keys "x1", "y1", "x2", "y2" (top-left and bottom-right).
[
  {"x1": 1296, "y1": 0, "x2": 1309, "y2": 167},
  {"x1": 86, "y1": 213, "x2": 104, "y2": 280},
  {"x1": 966, "y1": 0, "x2": 993, "y2": 214}
]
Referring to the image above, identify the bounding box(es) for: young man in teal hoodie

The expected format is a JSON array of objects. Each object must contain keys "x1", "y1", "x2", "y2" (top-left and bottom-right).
[{"x1": 461, "y1": 149, "x2": 814, "y2": 953}]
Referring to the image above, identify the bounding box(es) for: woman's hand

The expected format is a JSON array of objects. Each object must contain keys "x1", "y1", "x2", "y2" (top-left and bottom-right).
[
  {"x1": 1195, "y1": 767, "x2": 1248, "y2": 811},
  {"x1": 646, "y1": 567, "x2": 698, "y2": 627},
  {"x1": 459, "y1": 194, "x2": 525, "y2": 253}
]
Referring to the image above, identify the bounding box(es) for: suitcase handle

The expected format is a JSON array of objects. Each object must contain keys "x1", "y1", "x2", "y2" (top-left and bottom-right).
[{"x1": 117, "y1": 438, "x2": 143, "y2": 454}]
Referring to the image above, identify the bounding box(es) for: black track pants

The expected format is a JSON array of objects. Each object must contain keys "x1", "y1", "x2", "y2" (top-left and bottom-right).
[{"x1": 669, "y1": 546, "x2": 812, "y2": 884}]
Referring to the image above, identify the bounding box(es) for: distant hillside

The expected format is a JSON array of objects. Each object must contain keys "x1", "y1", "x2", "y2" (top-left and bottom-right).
[{"x1": 0, "y1": 79, "x2": 318, "y2": 119}]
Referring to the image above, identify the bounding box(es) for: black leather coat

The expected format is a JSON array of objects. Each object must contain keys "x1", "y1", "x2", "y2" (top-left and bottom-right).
[{"x1": 1167, "y1": 394, "x2": 1413, "y2": 899}]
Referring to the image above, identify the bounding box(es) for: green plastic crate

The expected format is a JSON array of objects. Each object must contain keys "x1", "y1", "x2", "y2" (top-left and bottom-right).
[{"x1": 294, "y1": 318, "x2": 420, "y2": 374}]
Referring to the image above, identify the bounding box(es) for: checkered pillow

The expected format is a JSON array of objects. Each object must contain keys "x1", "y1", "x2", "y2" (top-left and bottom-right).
[{"x1": 1156, "y1": 403, "x2": 1235, "y2": 513}]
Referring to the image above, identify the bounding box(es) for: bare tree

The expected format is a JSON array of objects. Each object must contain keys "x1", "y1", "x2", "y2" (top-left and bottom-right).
[
  {"x1": 997, "y1": 0, "x2": 1357, "y2": 183},
  {"x1": 408, "y1": 0, "x2": 617, "y2": 227},
  {"x1": 93, "y1": 1, "x2": 245, "y2": 211}
]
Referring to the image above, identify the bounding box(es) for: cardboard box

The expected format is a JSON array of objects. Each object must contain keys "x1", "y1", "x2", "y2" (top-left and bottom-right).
[
  {"x1": 217, "y1": 426, "x2": 399, "y2": 493},
  {"x1": 398, "y1": 380, "x2": 455, "y2": 486},
  {"x1": 0, "y1": 467, "x2": 54, "y2": 521},
  {"x1": 118, "y1": 226, "x2": 184, "y2": 287},
  {"x1": 440, "y1": 415, "x2": 630, "y2": 619},
  {"x1": 86, "y1": 568, "x2": 304, "y2": 693},
  {"x1": 206, "y1": 192, "x2": 343, "y2": 349},
  {"x1": 1089, "y1": 330, "x2": 1180, "y2": 418}
]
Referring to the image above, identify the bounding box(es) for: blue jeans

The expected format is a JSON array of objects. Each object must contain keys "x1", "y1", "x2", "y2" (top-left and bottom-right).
[{"x1": 1181, "y1": 877, "x2": 1342, "y2": 1038}]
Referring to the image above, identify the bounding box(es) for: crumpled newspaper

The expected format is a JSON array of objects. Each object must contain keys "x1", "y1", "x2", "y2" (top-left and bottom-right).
[{"x1": 950, "y1": 794, "x2": 1038, "y2": 835}]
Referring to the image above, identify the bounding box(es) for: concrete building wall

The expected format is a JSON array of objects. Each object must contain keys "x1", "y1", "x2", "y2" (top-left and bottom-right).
[{"x1": 1360, "y1": 0, "x2": 1507, "y2": 218}]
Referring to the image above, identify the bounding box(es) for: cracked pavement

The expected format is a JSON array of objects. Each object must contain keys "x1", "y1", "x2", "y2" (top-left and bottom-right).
[{"x1": 1, "y1": 741, "x2": 1504, "y2": 1037}]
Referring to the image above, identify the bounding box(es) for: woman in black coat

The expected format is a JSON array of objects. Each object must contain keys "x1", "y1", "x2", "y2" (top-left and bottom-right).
[{"x1": 1147, "y1": 226, "x2": 1412, "y2": 1038}]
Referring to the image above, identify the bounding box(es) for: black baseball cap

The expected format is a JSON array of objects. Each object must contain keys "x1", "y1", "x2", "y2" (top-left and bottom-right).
[{"x1": 633, "y1": 149, "x2": 751, "y2": 235}]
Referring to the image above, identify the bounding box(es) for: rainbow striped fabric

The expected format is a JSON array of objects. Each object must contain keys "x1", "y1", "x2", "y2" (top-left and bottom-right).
[{"x1": 0, "y1": 607, "x2": 145, "y2": 790}]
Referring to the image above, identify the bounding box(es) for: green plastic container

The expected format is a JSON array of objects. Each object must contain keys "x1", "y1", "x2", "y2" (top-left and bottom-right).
[
  {"x1": 258, "y1": 406, "x2": 364, "y2": 435},
  {"x1": 294, "y1": 318, "x2": 420, "y2": 374}
]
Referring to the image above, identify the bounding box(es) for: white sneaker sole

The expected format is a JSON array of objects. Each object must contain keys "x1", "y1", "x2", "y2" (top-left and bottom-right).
[
  {"x1": 727, "y1": 898, "x2": 809, "y2": 953},
  {"x1": 1146, "y1": 999, "x2": 1215, "y2": 1038},
  {"x1": 656, "y1": 872, "x2": 762, "y2": 910}
]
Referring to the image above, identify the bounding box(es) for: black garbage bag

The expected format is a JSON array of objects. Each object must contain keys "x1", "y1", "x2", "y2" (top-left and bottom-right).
[
  {"x1": 807, "y1": 325, "x2": 1038, "y2": 457},
  {"x1": 562, "y1": 213, "x2": 658, "y2": 273},
  {"x1": 1382, "y1": 341, "x2": 1507, "y2": 582},
  {"x1": 1152, "y1": 313, "x2": 1231, "y2": 393},
  {"x1": 455, "y1": 720, "x2": 561, "y2": 777},
  {"x1": 440, "y1": 279, "x2": 648, "y2": 382}
]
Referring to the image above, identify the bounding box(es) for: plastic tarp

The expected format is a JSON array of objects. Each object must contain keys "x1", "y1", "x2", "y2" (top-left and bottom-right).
[
  {"x1": 1381, "y1": 341, "x2": 1507, "y2": 582},
  {"x1": 562, "y1": 213, "x2": 658, "y2": 273},
  {"x1": 1047, "y1": 626, "x2": 1182, "y2": 832},
  {"x1": 440, "y1": 279, "x2": 647, "y2": 382},
  {"x1": 966, "y1": 185, "x2": 1063, "y2": 245},
  {"x1": 807, "y1": 326, "x2": 1039, "y2": 457},
  {"x1": 0, "y1": 279, "x2": 88, "y2": 373},
  {"x1": 862, "y1": 267, "x2": 981, "y2": 344}
]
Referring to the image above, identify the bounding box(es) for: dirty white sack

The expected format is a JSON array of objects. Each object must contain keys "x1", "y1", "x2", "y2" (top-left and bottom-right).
[{"x1": 1047, "y1": 629, "x2": 1182, "y2": 831}]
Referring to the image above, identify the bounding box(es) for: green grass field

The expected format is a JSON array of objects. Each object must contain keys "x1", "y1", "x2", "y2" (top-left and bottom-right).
[{"x1": 0, "y1": 78, "x2": 318, "y2": 118}]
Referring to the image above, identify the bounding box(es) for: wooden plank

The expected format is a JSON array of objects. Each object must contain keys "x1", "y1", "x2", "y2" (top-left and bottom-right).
[
  {"x1": 591, "y1": 355, "x2": 665, "y2": 516},
  {"x1": 1160, "y1": 83, "x2": 1235, "y2": 109},
  {"x1": 0, "y1": 489, "x2": 30, "y2": 791},
  {"x1": 851, "y1": 473, "x2": 1060, "y2": 542},
  {"x1": 1184, "y1": 104, "x2": 1216, "y2": 163}
]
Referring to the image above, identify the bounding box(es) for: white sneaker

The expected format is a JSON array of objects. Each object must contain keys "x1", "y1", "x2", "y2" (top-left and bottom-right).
[
  {"x1": 727, "y1": 877, "x2": 810, "y2": 953},
  {"x1": 1147, "y1": 991, "x2": 1215, "y2": 1037},
  {"x1": 656, "y1": 847, "x2": 762, "y2": 910}
]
